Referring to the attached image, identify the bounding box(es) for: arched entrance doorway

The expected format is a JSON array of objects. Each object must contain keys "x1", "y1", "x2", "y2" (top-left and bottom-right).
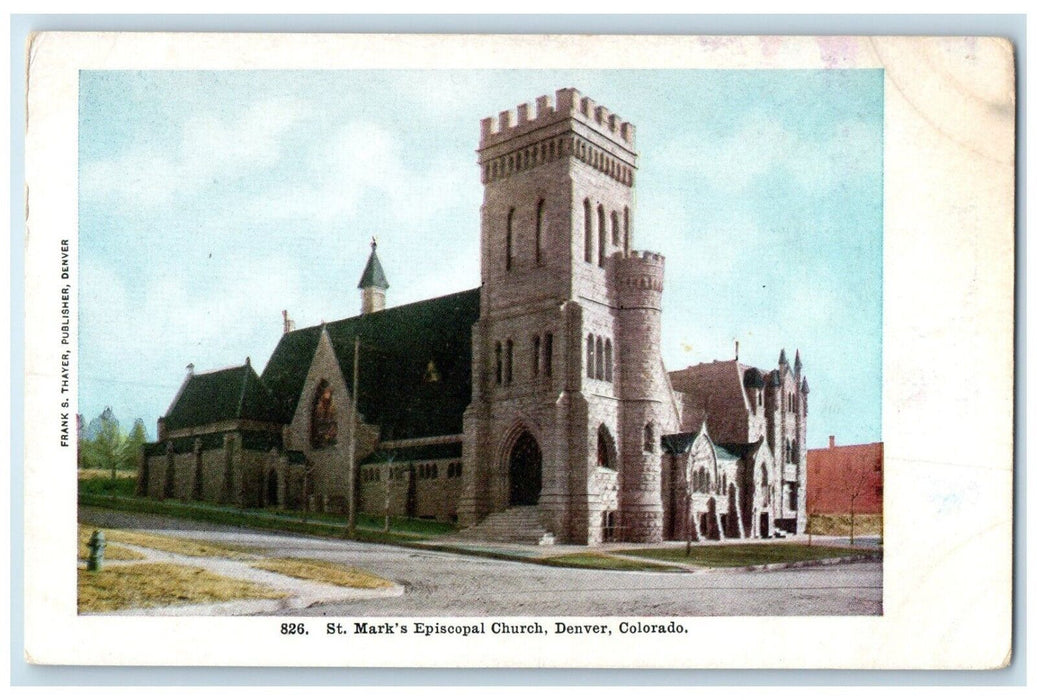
[{"x1": 508, "y1": 431, "x2": 542, "y2": 506}]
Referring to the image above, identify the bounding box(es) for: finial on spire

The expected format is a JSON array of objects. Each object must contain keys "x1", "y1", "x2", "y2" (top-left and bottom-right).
[{"x1": 371, "y1": 236, "x2": 377, "y2": 251}]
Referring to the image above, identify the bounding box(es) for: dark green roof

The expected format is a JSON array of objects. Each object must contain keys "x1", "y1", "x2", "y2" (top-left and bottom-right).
[
  {"x1": 164, "y1": 363, "x2": 288, "y2": 431},
  {"x1": 261, "y1": 288, "x2": 480, "y2": 441},
  {"x1": 357, "y1": 248, "x2": 389, "y2": 290},
  {"x1": 661, "y1": 431, "x2": 700, "y2": 455},
  {"x1": 359, "y1": 441, "x2": 462, "y2": 465},
  {"x1": 715, "y1": 440, "x2": 762, "y2": 462}
]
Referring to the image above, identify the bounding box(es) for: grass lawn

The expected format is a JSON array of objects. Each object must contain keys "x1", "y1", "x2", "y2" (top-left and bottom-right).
[
  {"x1": 91, "y1": 526, "x2": 259, "y2": 559},
  {"x1": 538, "y1": 553, "x2": 680, "y2": 572},
  {"x1": 78, "y1": 563, "x2": 286, "y2": 613},
  {"x1": 77, "y1": 524, "x2": 146, "y2": 561},
  {"x1": 78, "y1": 473, "x2": 138, "y2": 497},
  {"x1": 252, "y1": 558, "x2": 394, "y2": 589},
  {"x1": 615, "y1": 543, "x2": 873, "y2": 568},
  {"x1": 78, "y1": 490, "x2": 457, "y2": 545}
]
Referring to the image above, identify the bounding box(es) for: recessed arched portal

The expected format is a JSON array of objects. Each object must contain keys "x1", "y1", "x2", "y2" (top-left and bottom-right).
[{"x1": 508, "y1": 431, "x2": 542, "y2": 506}]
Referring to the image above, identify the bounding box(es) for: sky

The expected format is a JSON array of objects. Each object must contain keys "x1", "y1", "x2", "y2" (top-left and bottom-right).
[{"x1": 78, "y1": 69, "x2": 883, "y2": 448}]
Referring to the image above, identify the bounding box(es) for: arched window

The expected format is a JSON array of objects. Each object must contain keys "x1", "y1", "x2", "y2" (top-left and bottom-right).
[
  {"x1": 623, "y1": 206, "x2": 630, "y2": 253},
  {"x1": 310, "y1": 380, "x2": 338, "y2": 448},
  {"x1": 494, "y1": 342, "x2": 502, "y2": 385},
  {"x1": 597, "y1": 204, "x2": 606, "y2": 267},
  {"x1": 505, "y1": 207, "x2": 515, "y2": 271},
  {"x1": 584, "y1": 199, "x2": 593, "y2": 263},
  {"x1": 544, "y1": 332, "x2": 553, "y2": 378},
  {"x1": 595, "y1": 336, "x2": 604, "y2": 380},
  {"x1": 611, "y1": 210, "x2": 619, "y2": 246},
  {"x1": 586, "y1": 334, "x2": 595, "y2": 379},
  {"x1": 505, "y1": 339, "x2": 513, "y2": 385},
  {"x1": 643, "y1": 422, "x2": 655, "y2": 452},
  {"x1": 604, "y1": 339, "x2": 613, "y2": 382},
  {"x1": 535, "y1": 199, "x2": 545, "y2": 266},
  {"x1": 532, "y1": 335, "x2": 541, "y2": 377},
  {"x1": 597, "y1": 425, "x2": 616, "y2": 470}
]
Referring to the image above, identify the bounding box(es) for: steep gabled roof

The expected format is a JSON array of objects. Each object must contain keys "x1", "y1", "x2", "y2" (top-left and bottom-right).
[
  {"x1": 669, "y1": 360, "x2": 756, "y2": 443},
  {"x1": 261, "y1": 288, "x2": 480, "y2": 441},
  {"x1": 164, "y1": 362, "x2": 287, "y2": 431}
]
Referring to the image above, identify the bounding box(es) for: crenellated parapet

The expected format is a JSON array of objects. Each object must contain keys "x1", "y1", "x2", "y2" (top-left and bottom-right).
[
  {"x1": 615, "y1": 250, "x2": 665, "y2": 303},
  {"x1": 478, "y1": 88, "x2": 637, "y2": 187}
]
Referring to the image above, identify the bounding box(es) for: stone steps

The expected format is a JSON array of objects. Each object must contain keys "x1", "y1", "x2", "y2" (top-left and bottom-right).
[{"x1": 448, "y1": 506, "x2": 550, "y2": 544}]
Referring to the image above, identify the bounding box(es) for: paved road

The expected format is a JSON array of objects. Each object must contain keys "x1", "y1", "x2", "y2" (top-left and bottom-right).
[{"x1": 80, "y1": 508, "x2": 882, "y2": 617}]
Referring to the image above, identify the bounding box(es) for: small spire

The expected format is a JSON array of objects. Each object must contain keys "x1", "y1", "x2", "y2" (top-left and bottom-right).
[
  {"x1": 794, "y1": 349, "x2": 802, "y2": 376},
  {"x1": 778, "y1": 348, "x2": 788, "y2": 366},
  {"x1": 359, "y1": 238, "x2": 389, "y2": 315},
  {"x1": 245, "y1": 356, "x2": 251, "y2": 367},
  {"x1": 186, "y1": 363, "x2": 195, "y2": 376},
  {"x1": 801, "y1": 376, "x2": 810, "y2": 394}
]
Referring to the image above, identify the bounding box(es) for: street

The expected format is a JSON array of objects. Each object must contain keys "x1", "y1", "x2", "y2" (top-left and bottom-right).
[{"x1": 80, "y1": 508, "x2": 882, "y2": 616}]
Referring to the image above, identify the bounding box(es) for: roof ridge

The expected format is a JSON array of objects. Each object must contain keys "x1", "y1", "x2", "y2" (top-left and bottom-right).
[{"x1": 287, "y1": 287, "x2": 481, "y2": 335}]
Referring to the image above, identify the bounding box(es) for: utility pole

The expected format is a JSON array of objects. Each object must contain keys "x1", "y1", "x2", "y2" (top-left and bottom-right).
[{"x1": 346, "y1": 336, "x2": 360, "y2": 538}]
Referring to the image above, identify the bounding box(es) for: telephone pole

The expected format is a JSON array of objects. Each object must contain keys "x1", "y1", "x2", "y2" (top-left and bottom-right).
[{"x1": 346, "y1": 335, "x2": 359, "y2": 538}]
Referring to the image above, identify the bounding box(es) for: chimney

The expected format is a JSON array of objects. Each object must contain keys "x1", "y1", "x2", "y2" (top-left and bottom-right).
[
  {"x1": 734, "y1": 340, "x2": 739, "y2": 361},
  {"x1": 186, "y1": 363, "x2": 195, "y2": 376},
  {"x1": 829, "y1": 435, "x2": 835, "y2": 449},
  {"x1": 282, "y1": 309, "x2": 295, "y2": 335}
]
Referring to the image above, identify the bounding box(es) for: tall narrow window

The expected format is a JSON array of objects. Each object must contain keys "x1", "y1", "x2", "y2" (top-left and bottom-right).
[
  {"x1": 505, "y1": 339, "x2": 513, "y2": 385},
  {"x1": 505, "y1": 208, "x2": 515, "y2": 271},
  {"x1": 544, "y1": 333, "x2": 553, "y2": 378},
  {"x1": 586, "y1": 334, "x2": 595, "y2": 379},
  {"x1": 604, "y1": 339, "x2": 613, "y2": 382},
  {"x1": 584, "y1": 199, "x2": 593, "y2": 263},
  {"x1": 597, "y1": 204, "x2": 606, "y2": 267},
  {"x1": 623, "y1": 206, "x2": 630, "y2": 253},
  {"x1": 643, "y1": 422, "x2": 655, "y2": 452},
  {"x1": 494, "y1": 342, "x2": 502, "y2": 385},
  {"x1": 535, "y1": 199, "x2": 545, "y2": 266},
  {"x1": 532, "y1": 335, "x2": 541, "y2": 377},
  {"x1": 595, "y1": 336, "x2": 604, "y2": 380},
  {"x1": 611, "y1": 211, "x2": 619, "y2": 246}
]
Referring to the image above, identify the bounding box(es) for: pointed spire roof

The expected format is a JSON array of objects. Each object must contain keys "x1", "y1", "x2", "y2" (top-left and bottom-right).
[
  {"x1": 794, "y1": 349, "x2": 802, "y2": 375},
  {"x1": 357, "y1": 237, "x2": 389, "y2": 290},
  {"x1": 801, "y1": 376, "x2": 810, "y2": 394},
  {"x1": 778, "y1": 348, "x2": 788, "y2": 366}
]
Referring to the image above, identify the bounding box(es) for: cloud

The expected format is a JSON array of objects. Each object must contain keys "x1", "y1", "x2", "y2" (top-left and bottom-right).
[
  {"x1": 658, "y1": 114, "x2": 881, "y2": 196},
  {"x1": 80, "y1": 96, "x2": 310, "y2": 210}
]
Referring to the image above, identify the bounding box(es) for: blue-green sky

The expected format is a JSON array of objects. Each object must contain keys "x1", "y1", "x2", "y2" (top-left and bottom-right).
[{"x1": 78, "y1": 69, "x2": 882, "y2": 447}]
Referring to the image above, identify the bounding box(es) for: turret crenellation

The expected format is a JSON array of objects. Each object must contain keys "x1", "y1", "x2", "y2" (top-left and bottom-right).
[{"x1": 479, "y1": 87, "x2": 636, "y2": 150}]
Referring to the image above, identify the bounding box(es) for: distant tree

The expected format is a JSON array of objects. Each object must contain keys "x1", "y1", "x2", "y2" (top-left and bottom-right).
[
  {"x1": 80, "y1": 408, "x2": 145, "y2": 479},
  {"x1": 837, "y1": 456, "x2": 872, "y2": 546},
  {"x1": 126, "y1": 418, "x2": 148, "y2": 463}
]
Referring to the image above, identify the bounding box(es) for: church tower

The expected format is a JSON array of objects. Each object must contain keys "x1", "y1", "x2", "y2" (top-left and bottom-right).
[{"x1": 460, "y1": 88, "x2": 673, "y2": 544}]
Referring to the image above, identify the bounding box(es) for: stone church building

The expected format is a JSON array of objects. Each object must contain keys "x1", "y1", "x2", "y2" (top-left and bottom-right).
[{"x1": 138, "y1": 88, "x2": 810, "y2": 544}]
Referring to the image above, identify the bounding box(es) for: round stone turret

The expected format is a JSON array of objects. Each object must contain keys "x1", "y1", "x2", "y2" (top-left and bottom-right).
[{"x1": 615, "y1": 249, "x2": 666, "y2": 542}]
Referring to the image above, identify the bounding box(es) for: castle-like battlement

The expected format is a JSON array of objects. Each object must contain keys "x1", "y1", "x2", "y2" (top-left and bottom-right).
[
  {"x1": 479, "y1": 87, "x2": 636, "y2": 151},
  {"x1": 615, "y1": 249, "x2": 665, "y2": 295},
  {"x1": 621, "y1": 249, "x2": 664, "y2": 264}
]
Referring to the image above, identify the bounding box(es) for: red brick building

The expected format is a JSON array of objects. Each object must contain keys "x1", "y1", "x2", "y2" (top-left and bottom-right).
[{"x1": 806, "y1": 437, "x2": 883, "y2": 515}]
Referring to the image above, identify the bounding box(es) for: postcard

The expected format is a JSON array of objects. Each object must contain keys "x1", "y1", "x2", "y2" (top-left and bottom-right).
[{"x1": 22, "y1": 33, "x2": 1014, "y2": 668}]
